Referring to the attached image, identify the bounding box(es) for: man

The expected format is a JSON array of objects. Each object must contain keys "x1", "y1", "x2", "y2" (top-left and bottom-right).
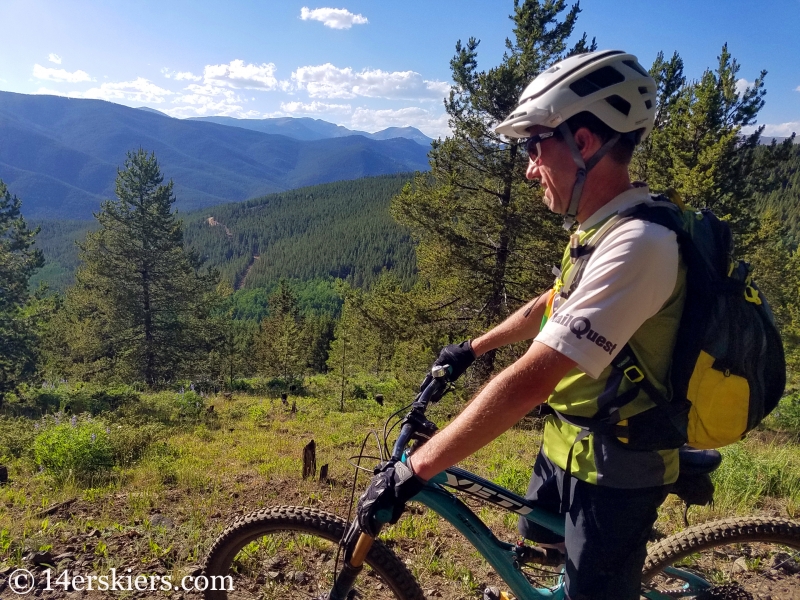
[{"x1": 359, "y1": 50, "x2": 683, "y2": 600}]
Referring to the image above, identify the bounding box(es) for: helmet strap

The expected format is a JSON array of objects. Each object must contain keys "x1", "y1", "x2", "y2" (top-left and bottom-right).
[{"x1": 557, "y1": 122, "x2": 620, "y2": 230}]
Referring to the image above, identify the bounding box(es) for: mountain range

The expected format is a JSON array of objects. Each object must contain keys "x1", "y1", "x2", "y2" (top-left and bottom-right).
[
  {"x1": 187, "y1": 115, "x2": 433, "y2": 145},
  {"x1": 0, "y1": 91, "x2": 432, "y2": 219}
]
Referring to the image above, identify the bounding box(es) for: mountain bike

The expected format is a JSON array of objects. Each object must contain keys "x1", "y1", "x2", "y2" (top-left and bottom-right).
[{"x1": 202, "y1": 366, "x2": 800, "y2": 599}]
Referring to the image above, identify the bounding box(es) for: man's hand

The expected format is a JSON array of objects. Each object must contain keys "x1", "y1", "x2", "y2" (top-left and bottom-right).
[
  {"x1": 421, "y1": 340, "x2": 476, "y2": 390},
  {"x1": 356, "y1": 460, "x2": 425, "y2": 536}
]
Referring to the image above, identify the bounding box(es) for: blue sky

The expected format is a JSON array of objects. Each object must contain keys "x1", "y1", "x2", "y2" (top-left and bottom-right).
[{"x1": 1, "y1": 0, "x2": 798, "y2": 138}]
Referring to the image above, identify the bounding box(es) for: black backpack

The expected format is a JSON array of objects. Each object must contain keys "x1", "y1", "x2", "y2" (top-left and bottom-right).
[{"x1": 549, "y1": 194, "x2": 786, "y2": 451}]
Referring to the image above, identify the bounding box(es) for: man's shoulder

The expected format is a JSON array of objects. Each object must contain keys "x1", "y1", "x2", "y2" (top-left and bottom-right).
[{"x1": 592, "y1": 212, "x2": 679, "y2": 259}]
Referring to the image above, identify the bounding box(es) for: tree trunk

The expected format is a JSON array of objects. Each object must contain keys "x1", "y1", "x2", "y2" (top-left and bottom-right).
[{"x1": 142, "y1": 268, "x2": 155, "y2": 386}]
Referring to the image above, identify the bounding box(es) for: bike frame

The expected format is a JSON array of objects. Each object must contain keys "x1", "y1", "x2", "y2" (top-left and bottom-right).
[{"x1": 418, "y1": 466, "x2": 705, "y2": 600}]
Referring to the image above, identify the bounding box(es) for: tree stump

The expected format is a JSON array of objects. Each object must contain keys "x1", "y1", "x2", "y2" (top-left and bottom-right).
[
  {"x1": 319, "y1": 464, "x2": 329, "y2": 483},
  {"x1": 0, "y1": 465, "x2": 8, "y2": 484},
  {"x1": 302, "y1": 440, "x2": 316, "y2": 480},
  {"x1": 281, "y1": 393, "x2": 288, "y2": 406},
  {"x1": 291, "y1": 400, "x2": 297, "y2": 413},
  {"x1": 374, "y1": 394, "x2": 384, "y2": 406}
]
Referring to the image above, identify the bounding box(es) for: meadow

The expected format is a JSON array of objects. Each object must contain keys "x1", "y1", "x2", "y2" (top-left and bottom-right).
[{"x1": 1, "y1": 385, "x2": 798, "y2": 598}]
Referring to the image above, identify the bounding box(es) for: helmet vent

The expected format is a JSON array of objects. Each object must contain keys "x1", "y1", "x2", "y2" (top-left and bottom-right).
[
  {"x1": 624, "y1": 60, "x2": 650, "y2": 77},
  {"x1": 605, "y1": 94, "x2": 631, "y2": 116},
  {"x1": 569, "y1": 66, "x2": 625, "y2": 97},
  {"x1": 645, "y1": 99, "x2": 653, "y2": 110},
  {"x1": 638, "y1": 86, "x2": 649, "y2": 95}
]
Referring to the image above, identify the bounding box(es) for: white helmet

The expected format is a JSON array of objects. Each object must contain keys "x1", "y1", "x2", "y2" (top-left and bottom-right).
[{"x1": 495, "y1": 50, "x2": 656, "y2": 141}]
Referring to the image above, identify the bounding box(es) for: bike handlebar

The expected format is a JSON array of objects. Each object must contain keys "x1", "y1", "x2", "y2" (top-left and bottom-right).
[{"x1": 390, "y1": 367, "x2": 450, "y2": 460}]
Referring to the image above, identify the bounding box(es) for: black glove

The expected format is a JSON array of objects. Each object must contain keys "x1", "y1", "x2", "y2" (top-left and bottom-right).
[
  {"x1": 356, "y1": 460, "x2": 425, "y2": 536},
  {"x1": 421, "y1": 340, "x2": 476, "y2": 391}
]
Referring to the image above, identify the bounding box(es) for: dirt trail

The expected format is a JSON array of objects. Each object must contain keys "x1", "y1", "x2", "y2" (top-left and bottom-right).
[
  {"x1": 206, "y1": 216, "x2": 232, "y2": 237},
  {"x1": 234, "y1": 255, "x2": 260, "y2": 290}
]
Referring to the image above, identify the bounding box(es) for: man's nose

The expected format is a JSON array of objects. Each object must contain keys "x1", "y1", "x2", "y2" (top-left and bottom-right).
[{"x1": 526, "y1": 158, "x2": 541, "y2": 180}]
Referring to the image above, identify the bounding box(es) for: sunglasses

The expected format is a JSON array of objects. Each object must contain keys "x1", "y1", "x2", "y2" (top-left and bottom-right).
[{"x1": 525, "y1": 131, "x2": 555, "y2": 162}]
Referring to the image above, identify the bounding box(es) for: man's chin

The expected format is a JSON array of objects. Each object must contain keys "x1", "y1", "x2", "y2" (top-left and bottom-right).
[{"x1": 541, "y1": 195, "x2": 563, "y2": 214}]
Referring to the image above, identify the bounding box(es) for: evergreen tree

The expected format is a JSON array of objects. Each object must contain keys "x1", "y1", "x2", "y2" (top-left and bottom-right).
[
  {"x1": 56, "y1": 149, "x2": 217, "y2": 385},
  {"x1": 631, "y1": 45, "x2": 794, "y2": 243},
  {"x1": 391, "y1": 0, "x2": 594, "y2": 375},
  {"x1": 255, "y1": 280, "x2": 308, "y2": 383},
  {"x1": 305, "y1": 313, "x2": 335, "y2": 374},
  {"x1": 327, "y1": 296, "x2": 379, "y2": 409},
  {"x1": 0, "y1": 181, "x2": 44, "y2": 403}
]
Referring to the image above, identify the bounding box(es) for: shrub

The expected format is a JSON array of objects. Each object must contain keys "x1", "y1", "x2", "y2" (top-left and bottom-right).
[
  {"x1": 6, "y1": 384, "x2": 141, "y2": 418},
  {"x1": 109, "y1": 422, "x2": 165, "y2": 466},
  {"x1": 33, "y1": 414, "x2": 114, "y2": 483},
  {"x1": 766, "y1": 392, "x2": 800, "y2": 436},
  {"x1": 177, "y1": 391, "x2": 205, "y2": 421},
  {"x1": 0, "y1": 417, "x2": 36, "y2": 460}
]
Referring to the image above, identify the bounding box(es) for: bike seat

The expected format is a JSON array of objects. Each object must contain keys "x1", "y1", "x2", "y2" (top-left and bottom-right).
[{"x1": 678, "y1": 446, "x2": 722, "y2": 475}]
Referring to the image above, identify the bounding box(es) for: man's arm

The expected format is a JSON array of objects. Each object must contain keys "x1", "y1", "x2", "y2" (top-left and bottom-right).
[
  {"x1": 408, "y1": 340, "x2": 575, "y2": 480},
  {"x1": 471, "y1": 289, "x2": 551, "y2": 356}
]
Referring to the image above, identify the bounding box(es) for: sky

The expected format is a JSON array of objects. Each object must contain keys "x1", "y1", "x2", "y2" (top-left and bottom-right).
[{"x1": 1, "y1": 0, "x2": 799, "y2": 139}]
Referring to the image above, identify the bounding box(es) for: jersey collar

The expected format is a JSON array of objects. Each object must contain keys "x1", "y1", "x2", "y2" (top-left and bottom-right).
[{"x1": 578, "y1": 185, "x2": 651, "y2": 231}]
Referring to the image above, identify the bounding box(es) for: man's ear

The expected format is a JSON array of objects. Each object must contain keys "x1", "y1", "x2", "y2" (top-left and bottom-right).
[{"x1": 573, "y1": 127, "x2": 602, "y2": 161}]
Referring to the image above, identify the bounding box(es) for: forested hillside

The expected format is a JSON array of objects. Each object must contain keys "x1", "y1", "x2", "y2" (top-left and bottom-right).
[
  {"x1": 28, "y1": 220, "x2": 95, "y2": 290},
  {"x1": 183, "y1": 174, "x2": 417, "y2": 290},
  {"x1": 757, "y1": 143, "x2": 800, "y2": 247},
  {"x1": 31, "y1": 174, "x2": 418, "y2": 293}
]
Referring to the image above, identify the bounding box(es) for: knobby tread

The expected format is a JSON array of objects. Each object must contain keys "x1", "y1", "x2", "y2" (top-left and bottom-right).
[
  {"x1": 643, "y1": 516, "x2": 800, "y2": 580},
  {"x1": 202, "y1": 505, "x2": 425, "y2": 600}
]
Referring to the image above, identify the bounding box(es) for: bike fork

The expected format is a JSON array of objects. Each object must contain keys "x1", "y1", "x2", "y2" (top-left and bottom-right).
[{"x1": 327, "y1": 530, "x2": 374, "y2": 600}]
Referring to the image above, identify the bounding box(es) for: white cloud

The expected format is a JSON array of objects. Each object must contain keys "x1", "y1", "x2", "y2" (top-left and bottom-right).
[
  {"x1": 48, "y1": 53, "x2": 62, "y2": 65},
  {"x1": 757, "y1": 121, "x2": 800, "y2": 138},
  {"x1": 795, "y1": 85, "x2": 800, "y2": 92},
  {"x1": 84, "y1": 78, "x2": 174, "y2": 103},
  {"x1": 291, "y1": 63, "x2": 450, "y2": 100},
  {"x1": 202, "y1": 59, "x2": 281, "y2": 90},
  {"x1": 161, "y1": 68, "x2": 201, "y2": 81},
  {"x1": 37, "y1": 78, "x2": 174, "y2": 104},
  {"x1": 735, "y1": 78, "x2": 752, "y2": 97},
  {"x1": 300, "y1": 6, "x2": 367, "y2": 29},
  {"x1": 32, "y1": 64, "x2": 92, "y2": 83},
  {"x1": 281, "y1": 100, "x2": 352, "y2": 114},
  {"x1": 350, "y1": 106, "x2": 449, "y2": 138},
  {"x1": 164, "y1": 83, "x2": 261, "y2": 118}
]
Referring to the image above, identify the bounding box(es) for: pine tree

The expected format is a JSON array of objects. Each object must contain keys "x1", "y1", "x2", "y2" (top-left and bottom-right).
[
  {"x1": 255, "y1": 280, "x2": 308, "y2": 384},
  {"x1": 391, "y1": 0, "x2": 594, "y2": 375},
  {"x1": 631, "y1": 45, "x2": 794, "y2": 243},
  {"x1": 57, "y1": 149, "x2": 217, "y2": 385},
  {"x1": 0, "y1": 181, "x2": 44, "y2": 403}
]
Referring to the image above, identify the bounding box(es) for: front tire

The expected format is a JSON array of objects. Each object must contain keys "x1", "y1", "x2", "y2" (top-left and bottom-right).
[
  {"x1": 643, "y1": 516, "x2": 800, "y2": 599},
  {"x1": 202, "y1": 505, "x2": 425, "y2": 600}
]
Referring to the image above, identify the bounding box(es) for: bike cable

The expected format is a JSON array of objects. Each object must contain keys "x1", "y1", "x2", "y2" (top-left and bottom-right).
[{"x1": 333, "y1": 427, "x2": 387, "y2": 591}]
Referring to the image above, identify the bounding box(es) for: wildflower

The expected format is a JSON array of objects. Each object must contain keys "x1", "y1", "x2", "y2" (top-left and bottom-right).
[
  {"x1": 91, "y1": 433, "x2": 97, "y2": 443},
  {"x1": 34, "y1": 422, "x2": 40, "y2": 432},
  {"x1": 71, "y1": 415, "x2": 77, "y2": 428},
  {"x1": 190, "y1": 383, "x2": 195, "y2": 392}
]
